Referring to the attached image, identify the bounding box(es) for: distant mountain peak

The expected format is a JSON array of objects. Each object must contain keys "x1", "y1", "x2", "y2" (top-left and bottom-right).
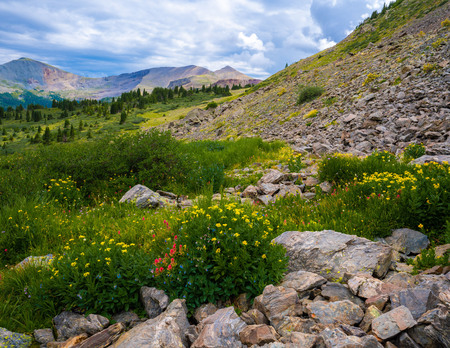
[{"x1": 215, "y1": 66, "x2": 237, "y2": 73}]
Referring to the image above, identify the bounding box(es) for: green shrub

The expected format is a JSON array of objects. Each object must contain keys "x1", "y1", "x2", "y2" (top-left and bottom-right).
[
  {"x1": 442, "y1": 18, "x2": 450, "y2": 28},
  {"x1": 402, "y1": 143, "x2": 425, "y2": 163},
  {"x1": 154, "y1": 199, "x2": 288, "y2": 311},
  {"x1": 205, "y1": 101, "x2": 218, "y2": 110},
  {"x1": 297, "y1": 86, "x2": 324, "y2": 105},
  {"x1": 407, "y1": 248, "x2": 449, "y2": 274}
]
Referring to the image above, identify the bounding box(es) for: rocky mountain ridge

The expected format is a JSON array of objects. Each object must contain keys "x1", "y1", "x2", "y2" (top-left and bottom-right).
[
  {"x1": 0, "y1": 58, "x2": 260, "y2": 101},
  {"x1": 165, "y1": 0, "x2": 450, "y2": 156}
]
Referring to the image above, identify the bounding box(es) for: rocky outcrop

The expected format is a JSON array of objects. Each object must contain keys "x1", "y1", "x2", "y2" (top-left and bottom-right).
[
  {"x1": 273, "y1": 230, "x2": 393, "y2": 279},
  {"x1": 119, "y1": 184, "x2": 192, "y2": 209},
  {"x1": 166, "y1": 3, "x2": 450, "y2": 158}
]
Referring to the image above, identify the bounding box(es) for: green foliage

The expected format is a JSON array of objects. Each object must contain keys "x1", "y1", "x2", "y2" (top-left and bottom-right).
[
  {"x1": 205, "y1": 101, "x2": 218, "y2": 110},
  {"x1": 153, "y1": 199, "x2": 288, "y2": 311},
  {"x1": 442, "y1": 18, "x2": 450, "y2": 28},
  {"x1": 323, "y1": 97, "x2": 337, "y2": 106},
  {"x1": 407, "y1": 248, "x2": 450, "y2": 274},
  {"x1": 303, "y1": 109, "x2": 318, "y2": 119},
  {"x1": 362, "y1": 73, "x2": 380, "y2": 86},
  {"x1": 423, "y1": 63, "x2": 438, "y2": 73},
  {"x1": 297, "y1": 86, "x2": 324, "y2": 105},
  {"x1": 402, "y1": 143, "x2": 425, "y2": 162}
]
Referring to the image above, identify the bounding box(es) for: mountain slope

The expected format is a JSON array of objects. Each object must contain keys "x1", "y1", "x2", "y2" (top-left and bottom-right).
[
  {"x1": 0, "y1": 59, "x2": 259, "y2": 104},
  {"x1": 166, "y1": 0, "x2": 450, "y2": 155}
]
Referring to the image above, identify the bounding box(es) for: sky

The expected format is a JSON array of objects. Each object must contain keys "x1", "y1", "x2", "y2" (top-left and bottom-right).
[{"x1": 0, "y1": 0, "x2": 394, "y2": 79}]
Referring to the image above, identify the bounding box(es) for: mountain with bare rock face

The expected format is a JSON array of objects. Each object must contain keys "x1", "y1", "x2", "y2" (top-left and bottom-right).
[{"x1": 0, "y1": 58, "x2": 260, "y2": 104}]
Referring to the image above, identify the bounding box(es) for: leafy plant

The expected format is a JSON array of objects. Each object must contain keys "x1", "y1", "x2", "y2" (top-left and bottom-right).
[
  {"x1": 402, "y1": 143, "x2": 425, "y2": 163},
  {"x1": 303, "y1": 109, "x2": 318, "y2": 119},
  {"x1": 297, "y1": 86, "x2": 324, "y2": 105},
  {"x1": 407, "y1": 248, "x2": 449, "y2": 274}
]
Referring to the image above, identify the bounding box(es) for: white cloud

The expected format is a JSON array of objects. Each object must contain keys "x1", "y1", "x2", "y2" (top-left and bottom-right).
[
  {"x1": 238, "y1": 32, "x2": 266, "y2": 51},
  {"x1": 0, "y1": 0, "x2": 393, "y2": 80}
]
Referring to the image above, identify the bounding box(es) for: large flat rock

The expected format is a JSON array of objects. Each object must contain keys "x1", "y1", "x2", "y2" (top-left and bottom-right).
[{"x1": 273, "y1": 230, "x2": 393, "y2": 280}]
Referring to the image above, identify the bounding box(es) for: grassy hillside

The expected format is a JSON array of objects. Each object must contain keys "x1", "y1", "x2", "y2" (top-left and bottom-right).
[{"x1": 166, "y1": 0, "x2": 449, "y2": 155}]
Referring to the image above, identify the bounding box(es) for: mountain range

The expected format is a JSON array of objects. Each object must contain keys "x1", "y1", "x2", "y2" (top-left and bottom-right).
[{"x1": 0, "y1": 58, "x2": 260, "y2": 103}]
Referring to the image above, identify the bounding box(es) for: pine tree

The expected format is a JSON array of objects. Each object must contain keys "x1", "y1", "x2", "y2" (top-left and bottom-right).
[
  {"x1": 69, "y1": 125, "x2": 75, "y2": 140},
  {"x1": 78, "y1": 120, "x2": 83, "y2": 131},
  {"x1": 42, "y1": 127, "x2": 51, "y2": 145},
  {"x1": 57, "y1": 127, "x2": 63, "y2": 142},
  {"x1": 120, "y1": 111, "x2": 127, "y2": 124}
]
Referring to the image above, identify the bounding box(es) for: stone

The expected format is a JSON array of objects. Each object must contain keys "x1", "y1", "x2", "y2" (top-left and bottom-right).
[
  {"x1": 384, "y1": 272, "x2": 415, "y2": 288},
  {"x1": 435, "y1": 244, "x2": 450, "y2": 258},
  {"x1": 34, "y1": 328, "x2": 55, "y2": 345},
  {"x1": 343, "y1": 114, "x2": 357, "y2": 123},
  {"x1": 385, "y1": 228, "x2": 429, "y2": 255},
  {"x1": 241, "y1": 185, "x2": 259, "y2": 199},
  {"x1": 276, "y1": 317, "x2": 322, "y2": 337},
  {"x1": 111, "y1": 312, "x2": 141, "y2": 327},
  {"x1": 53, "y1": 312, "x2": 109, "y2": 341},
  {"x1": 306, "y1": 300, "x2": 364, "y2": 326},
  {"x1": 112, "y1": 299, "x2": 189, "y2": 348},
  {"x1": 319, "y1": 181, "x2": 332, "y2": 193},
  {"x1": 47, "y1": 333, "x2": 88, "y2": 348},
  {"x1": 273, "y1": 230, "x2": 393, "y2": 280},
  {"x1": 304, "y1": 177, "x2": 320, "y2": 187},
  {"x1": 372, "y1": 306, "x2": 417, "y2": 340},
  {"x1": 192, "y1": 307, "x2": 247, "y2": 348},
  {"x1": 319, "y1": 328, "x2": 382, "y2": 348},
  {"x1": 259, "y1": 183, "x2": 280, "y2": 196},
  {"x1": 321, "y1": 283, "x2": 365, "y2": 308},
  {"x1": 391, "y1": 262, "x2": 414, "y2": 273},
  {"x1": 77, "y1": 322, "x2": 126, "y2": 348},
  {"x1": 359, "y1": 305, "x2": 382, "y2": 332},
  {"x1": 140, "y1": 286, "x2": 169, "y2": 318},
  {"x1": 421, "y1": 305, "x2": 450, "y2": 347},
  {"x1": 256, "y1": 195, "x2": 272, "y2": 205},
  {"x1": 275, "y1": 185, "x2": 302, "y2": 200},
  {"x1": 194, "y1": 303, "x2": 218, "y2": 323},
  {"x1": 397, "y1": 332, "x2": 421, "y2": 348},
  {"x1": 348, "y1": 274, "x2": 385, "y2": 299},
  {"x1": 410, "y1": 155, "x2": 450, "y2": 165},
  {"x1": 280, "y1": 271, "x2": 326, "y2": 294},
  {"x1": 119, "y1": 184, "x2": 175, "y2": 208},
  {"x1": 258, "y1": 170, "x2": 288, "y2": 185},
  {"x1": 253, "y1": 285, "x2": 299, "y2": 329},
  {"x1": 390, "y1": 288, "x2": 438, "y2": 320},
  {"x1": 0, "y1": 328, "x2": 32, "y2": 348},
  {"x1": 240, "y1": 309, "x2": 269, "y2": 325},
  {"x1": 365, "y1": 294, "x2": 389, "y2": 311},
  {"x1": 290, "y1": 332, "x2": 318, "y2": 347},
  {"x1": 239, "y1": 325, "x2": 278, "y2": 346},
  {"x1": 338, "y1": 324, "x2": 366, "y2": 337},
  {"x1": 15, "y1": 254, "x2": 53, "y2": 269}
]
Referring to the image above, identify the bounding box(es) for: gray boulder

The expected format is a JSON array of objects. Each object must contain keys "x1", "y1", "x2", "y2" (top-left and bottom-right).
[
  {"x1": 34, "y1": 328, "x2": 54, "y2": 345},
  {"x1": 53, "y1": 312, "x2": 109, "y2": 341},
  {"x1": 0, "y1": 328, "x2": 32, "y2": 348},
  {"x1": 253, "y1": 285, "x2": 299, "y2": 329},
  {"x1": 258, "y1": 169, "x2": 289, "y2": 185},
  {"x1": 112, "y1": 299, "x2": 189, "y2": 348},
  {"x1": 372, "y1": 306, "x2": 417, "y2": 340},
  {"x1": 306, "y1": 300, "x2": 364, "y2": 326},
  {"x1": 320, "y1": 328, "x2": 382, "y2": 348},
  {"x1": 385, "y1": 228, "x2": 429, "y2": 255},
  {"x1": 410, "y1": 155, "x2": 450, "y2": 165},
  {"x1": 192, "y1": 307, "x2": 247, "y2": 348},
  {"x1": 119, "y1": 184, "x2": 175, "y2": 208},
  {"x1": 321, "y1": 283, "x2": 365, "y2": 308},
  {"x1": 280, "y1": 271, "x2": 327, "y2": 294},
  {"x1": 273, "y1": 230, "x2": 393, "y2": 280},
  {"x1": 140, "y1": 286, "x2": 170, "y2": 319}
]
